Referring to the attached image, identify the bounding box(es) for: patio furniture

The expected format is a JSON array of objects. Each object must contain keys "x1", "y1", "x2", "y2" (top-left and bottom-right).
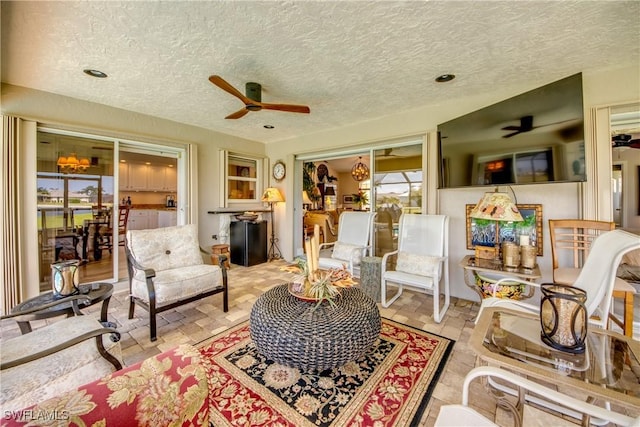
[
  {"x1": 249, "y1": 284, "x2": 380, "y2": 370},
  {"x1": 1, "y1": 294, "x2": 122, "y2": 412},
  {"x1": 435, "y1": 366, "x2": 639, "y2": 427},
  {"x1": 381, "y1": 214, "x2": 450, "y2": 323},
  {"x1": 125, "y1": 224, "x2": 229, "y2": 341},
  {"x1": 549, "y1": 219, "x2": 636, "y2": 337},
  {"x1": 477, "y1": 229, "x2": 640, "y2": 332},
  {"x1": 317, "y1": 211, "x2": 375, "y2": 277}
]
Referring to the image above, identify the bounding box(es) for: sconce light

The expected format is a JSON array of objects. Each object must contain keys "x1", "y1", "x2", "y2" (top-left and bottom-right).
[{"x1": 351, "y1": 157, "x2": 370, "y2": 181}]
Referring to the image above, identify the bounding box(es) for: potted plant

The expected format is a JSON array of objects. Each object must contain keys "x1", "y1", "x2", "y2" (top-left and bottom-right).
[{"x1": 351, "y1": 191, "x2": 369, "y2": 210}]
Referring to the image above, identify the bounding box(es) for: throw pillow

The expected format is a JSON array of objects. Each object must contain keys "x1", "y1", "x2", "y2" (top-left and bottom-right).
[
  {"x1": 396, "y1": 252, "x2": 441, "y2": 276},
  {"x1": 331, "y1": 242, "x2": 363, "y2": 265}
]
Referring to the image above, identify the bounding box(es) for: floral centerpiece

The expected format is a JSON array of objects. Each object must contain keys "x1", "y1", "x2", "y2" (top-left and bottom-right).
[{"x1": 281, "y1": 258, "x2": 356, "y2": 307}]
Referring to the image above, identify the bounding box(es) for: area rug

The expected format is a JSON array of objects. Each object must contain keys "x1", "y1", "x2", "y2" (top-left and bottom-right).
[{"x1": 196, "y1": 318, "x2": 454, "y2": 427}]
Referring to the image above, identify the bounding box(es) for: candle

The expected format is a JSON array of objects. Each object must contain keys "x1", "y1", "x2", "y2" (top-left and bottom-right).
[{"x1": 519, "y1": 235, "x2": 530, "y2": 246}]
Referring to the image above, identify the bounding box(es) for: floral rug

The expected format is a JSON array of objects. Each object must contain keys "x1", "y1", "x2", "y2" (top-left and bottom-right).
[{"x1": 197, "y1": 318, "x2": 454, "y2": 427}]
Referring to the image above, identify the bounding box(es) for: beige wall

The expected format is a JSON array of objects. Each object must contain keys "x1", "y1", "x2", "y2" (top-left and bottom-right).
[
  {"x1": 266, "y1": 64, "x2": 640, "y2": 300},
  {"x1": 1, "y1": 83, "x2": 265, "y2": 254}
]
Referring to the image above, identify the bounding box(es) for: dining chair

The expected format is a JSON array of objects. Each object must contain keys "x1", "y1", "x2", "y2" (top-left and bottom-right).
[
  {"x1": 99, "y1": 205, "x2": 130, "y2": 254},
  {"x1": 477, "y1": 229, "x2": 640, "y2": 332},
  {"x1": 317, "y1": 211, "x2": 375, "y2": 277},
  {"x1": 381, "y1": 214, "x2": 450, "y2": 323},
  {"x1": 549, "y1": 219, "x2": 637, "y2": 336},
  {"x1": 434, "y1": 366, "x2": 640, "y2": 427}
]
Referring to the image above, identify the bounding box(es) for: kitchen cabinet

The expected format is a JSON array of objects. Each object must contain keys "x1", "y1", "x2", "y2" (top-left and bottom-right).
[
  {"x1": 119, "y1": 163, "x2": 176, "y2": 192},
  {"x1": 158, "y1": 210, "x2": 177, "y2": 228},
  {"x1": 230, "y1": 220, "x2": 267, "y2": 267},
  {"x1": 127, "y1": 209, "x2": 158, "y2": 230}
]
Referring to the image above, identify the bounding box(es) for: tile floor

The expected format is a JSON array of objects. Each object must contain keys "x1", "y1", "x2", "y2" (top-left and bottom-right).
[{"x1": 2, "y1": 260, "x2": 637, "y2": 426}]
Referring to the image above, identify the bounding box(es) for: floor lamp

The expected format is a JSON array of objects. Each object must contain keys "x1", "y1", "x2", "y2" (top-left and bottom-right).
[{"x1": 262, "y1": 187, "x2": 284, "y2": 260}]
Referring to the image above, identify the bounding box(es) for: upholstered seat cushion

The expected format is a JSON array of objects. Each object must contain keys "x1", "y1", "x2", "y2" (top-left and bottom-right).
[
  {"x1": 131, "y1": 264, "x2": 223, "y2": 305},
  {"x1": 1, "y1": 316, "x2": 121, "y2": 412},
  {"x1": 127, "y1": 224, "x2": 203, "y2": 273},
  {"x1": 331, "y1": 242, "x2": 364, "y2": 265},
  {"x1": 383, "y1": 270, "x2": 436, "y2": 289}
]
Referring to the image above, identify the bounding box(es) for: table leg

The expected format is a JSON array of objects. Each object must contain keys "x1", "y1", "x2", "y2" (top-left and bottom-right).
[
  {"x1": 17, "y1": 321, "x2": 32, "y2": 334},
  {"x1": 463, "y1": 269, "x2": 485, "y2": 303}
]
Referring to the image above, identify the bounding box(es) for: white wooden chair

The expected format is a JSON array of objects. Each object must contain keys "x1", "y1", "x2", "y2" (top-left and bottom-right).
[
  {"x1": 381, "y1": 214, "x2": 450, "y2": 323},
  {"x1": 317, "y1": 211, "x2": 374, "y2": 277},
  {"x1": 435, "y1": 366, "x2": 640, "y2": 427},
  {"x1": 477, "y1": 229, "x2": 640, "y2": 330}
]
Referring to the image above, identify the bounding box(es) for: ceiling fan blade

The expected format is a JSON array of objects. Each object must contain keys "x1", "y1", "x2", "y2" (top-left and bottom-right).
[
  {"x1": 209, "y1": 75, "x2": 254, "y2": 105},
  {"x1": 503, "y1": 130, "x2": 521, "y2": 138},
  {"x1": 501, "y1": 125, "x2": 521, "y2": 131},
  {"x1": 261, "y1": 103, "x2": 310, "y2": 114},
  {"x1": 225, "y1": 108, "x2": 250, "y2": 120}
]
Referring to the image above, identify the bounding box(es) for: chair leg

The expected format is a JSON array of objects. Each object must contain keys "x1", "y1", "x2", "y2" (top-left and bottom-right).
[
  {"x1": 128, "y1": 297, "x2": 135, "y2": 319},
  {"x1": 433, "y1": 269, "x2": 451, "y2": 323},
  {"x1": 381, "y1": 278, "x2": 403, "y2": 308}
]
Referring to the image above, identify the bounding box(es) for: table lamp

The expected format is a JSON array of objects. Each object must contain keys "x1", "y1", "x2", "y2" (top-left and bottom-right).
[
  {"x1": 262, "y1": 187, "x2": 284, "y2": 260},
  {"x1": 302, "y1": 190, "x2": 312, "y2": 211},
  {"x1": 469, "y1": 190, "x2": 523, "y2": 260}
]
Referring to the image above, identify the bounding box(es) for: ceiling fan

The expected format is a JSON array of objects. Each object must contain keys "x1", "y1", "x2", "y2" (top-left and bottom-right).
[
  {"x1": 208, "y1": 75, "x2": 310, "y2": 119},
  {"x1": 612, "y1": 133, "x2": 640, "y2": 149},
  {"x1": 501, "y1": 115, "x2": 579, "y2": 138},
  {"x1": 501, "y1": 115, "x2": 535, "y2": 138}
]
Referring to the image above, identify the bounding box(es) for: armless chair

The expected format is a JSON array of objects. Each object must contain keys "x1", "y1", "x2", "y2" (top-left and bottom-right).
[
  {"x1": 477, "y1": 229, "x2": 640, "y2": 332},
  {"x1": 317, "y1": 211, "x2": 375, "y2": 277},
  {"x1": 435, "y1": 366, "x2": 639, "y2": 427},
  {"x1": 381, "y1": 214, "x2": 450, "y2": 323},
  {"x1": 549, "y1": 219, "x2": 637, "y2": 337}
]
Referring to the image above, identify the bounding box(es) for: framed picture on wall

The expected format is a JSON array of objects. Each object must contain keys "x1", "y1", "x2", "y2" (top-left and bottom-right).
[
  {"x1": 465, "y1": 204, "x2": 543, "y2": 256},
  {"x1": 343, "y1": 195, "x2": 354, "y2": 204}
]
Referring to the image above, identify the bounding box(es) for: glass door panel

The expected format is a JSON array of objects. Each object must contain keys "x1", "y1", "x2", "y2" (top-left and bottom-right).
[
  {"x1": 37, "y1": 131, "x2": 114, "y2": 291},
  {"x1": 371, "y1": 144, "x2": 423, "y2": 257}
]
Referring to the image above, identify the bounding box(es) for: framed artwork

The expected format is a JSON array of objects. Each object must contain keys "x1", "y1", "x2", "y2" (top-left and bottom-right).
[
  {"x1": 466, "y1": 204, "x2": 543, "y2": 256},
  {"x1": 343, "y1": 195, "x2": 354, "y2": 204}
]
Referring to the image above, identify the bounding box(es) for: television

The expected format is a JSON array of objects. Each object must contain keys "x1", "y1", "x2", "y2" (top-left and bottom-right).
[{"x1": 438, "y1": 73, "x2": 585, "y2": 189}]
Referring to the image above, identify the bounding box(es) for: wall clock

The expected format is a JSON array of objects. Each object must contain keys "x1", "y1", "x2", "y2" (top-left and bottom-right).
[{"x1": 273, "y1": 161, "x2": 286, "y2": 181}]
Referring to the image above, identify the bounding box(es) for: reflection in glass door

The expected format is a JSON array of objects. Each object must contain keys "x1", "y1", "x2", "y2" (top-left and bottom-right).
[
  {"x1": 371, "y1": 144, "x2": 423, "y2": 257},
  {"x1": 37, "y1": 131, "x2": 115, "y2": 291}
]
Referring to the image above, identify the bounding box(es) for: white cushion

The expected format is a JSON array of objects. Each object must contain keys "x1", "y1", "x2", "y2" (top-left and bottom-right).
[
  {"x1": 331, "y1": 242, "x2": 363, "y2": 265},
  {"x1": 396, "y1": 251, "x2": 441, "y2": 276},
  {"x1": 435, "y1": 404, "x2": 498, "y2": 427},
  {"x1": 0, "y1": 316, "x2": 121, "y2": 412},
  {"x1": 132, "y1": 264, "x2": 223, "y2": 305},
  {"x1": 127, "y1": 224, "x2": 203, "y2": 273}
]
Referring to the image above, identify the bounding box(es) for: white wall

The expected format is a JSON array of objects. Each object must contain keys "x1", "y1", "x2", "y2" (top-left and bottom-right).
[{"x1": 267, "y1": 64, "x2": 640, "y2": 300}]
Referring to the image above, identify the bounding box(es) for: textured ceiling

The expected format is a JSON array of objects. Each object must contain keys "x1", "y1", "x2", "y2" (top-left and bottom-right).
[{"x1": 2, "y1": 1, "x2": 639, "y2": 144}]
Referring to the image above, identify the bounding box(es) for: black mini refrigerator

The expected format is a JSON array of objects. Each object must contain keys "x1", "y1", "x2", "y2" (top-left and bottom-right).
[{"x1": 230, "y1": 220, "x2": 267, "y2": 266}]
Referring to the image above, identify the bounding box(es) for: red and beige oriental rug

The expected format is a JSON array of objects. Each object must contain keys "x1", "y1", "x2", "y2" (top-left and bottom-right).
[{"x1": 197, "y1": 318, "x2": 454, "y2": 427}]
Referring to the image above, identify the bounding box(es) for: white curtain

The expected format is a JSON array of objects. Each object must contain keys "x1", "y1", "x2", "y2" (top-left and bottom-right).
[{"x1": 1, "y1": 116, "x2": 22, "y2": 314}]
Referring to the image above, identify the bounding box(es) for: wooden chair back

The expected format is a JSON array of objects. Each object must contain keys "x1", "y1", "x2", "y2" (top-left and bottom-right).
[{"x1": 548, "y1": 219, "x2": 615, "y2": 271}]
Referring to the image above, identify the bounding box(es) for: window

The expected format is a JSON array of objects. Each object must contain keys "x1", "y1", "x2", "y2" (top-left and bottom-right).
[{"x1": 226, "y1": 154, "x2": 261, "y2": 202}]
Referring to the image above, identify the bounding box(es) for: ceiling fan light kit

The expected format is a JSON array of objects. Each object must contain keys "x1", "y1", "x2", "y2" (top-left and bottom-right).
[{"x1": 208, "y1": 75, "x2": 310, "y2": 120}]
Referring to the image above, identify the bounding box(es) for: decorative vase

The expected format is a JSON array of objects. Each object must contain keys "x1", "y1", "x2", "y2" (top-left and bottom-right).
[{"x1": 540, "y1": 284, "x2": 587, "y2": 354}]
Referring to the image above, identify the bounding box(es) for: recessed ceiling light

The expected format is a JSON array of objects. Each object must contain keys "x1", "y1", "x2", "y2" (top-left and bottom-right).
[
  {"x1": 264, "y1": 125, "x2": 274, "y2": 129},
  {"x1": 435, "y1": 74, "x2": 455, "y2": 83},
  {"x1": 120, "y1": 159, "x2": 127, "y2": 163},
  {"x1": 83, "y1": 69, "x2": 108, "y2": 78}
]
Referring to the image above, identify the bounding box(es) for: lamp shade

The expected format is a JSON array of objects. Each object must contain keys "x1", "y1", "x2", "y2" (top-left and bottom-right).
[
  {"x1": 302, "y1": 190, "x2": 312, "y2": 204},
  {"x1": 324, "y1": 186, "x2": 336, "y2": 196},
  {"x1": 262, "y1": 187, "x2": 284, "y2": 203},
  {"x1": 469, "y1": 191, "x2": 523, "y2": 222}
]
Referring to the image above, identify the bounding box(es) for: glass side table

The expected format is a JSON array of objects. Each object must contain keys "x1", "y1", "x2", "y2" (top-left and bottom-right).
[
  {"x1": 459, "y1": 255, "x2": 541, "y2": 302},
  {"x1": 471, "y1": 307, "x2": 640, "y2": 412},
  {"x1": 10, "y1": 282, "x2": 114, "y2": 334}
]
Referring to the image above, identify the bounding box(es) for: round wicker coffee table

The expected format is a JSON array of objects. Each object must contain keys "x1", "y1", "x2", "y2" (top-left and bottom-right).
[{"x1": 250, "y1": 284, "x2": 381, "y2": 370}]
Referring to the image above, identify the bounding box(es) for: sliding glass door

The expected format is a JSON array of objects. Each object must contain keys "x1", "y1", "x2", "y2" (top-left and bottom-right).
[
  {"x1": 37, "y1": 131, "x2": 115, "y2": 291},
  {"x1": 371, "y1": 143, "x2": 423, "y2": 257}
]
